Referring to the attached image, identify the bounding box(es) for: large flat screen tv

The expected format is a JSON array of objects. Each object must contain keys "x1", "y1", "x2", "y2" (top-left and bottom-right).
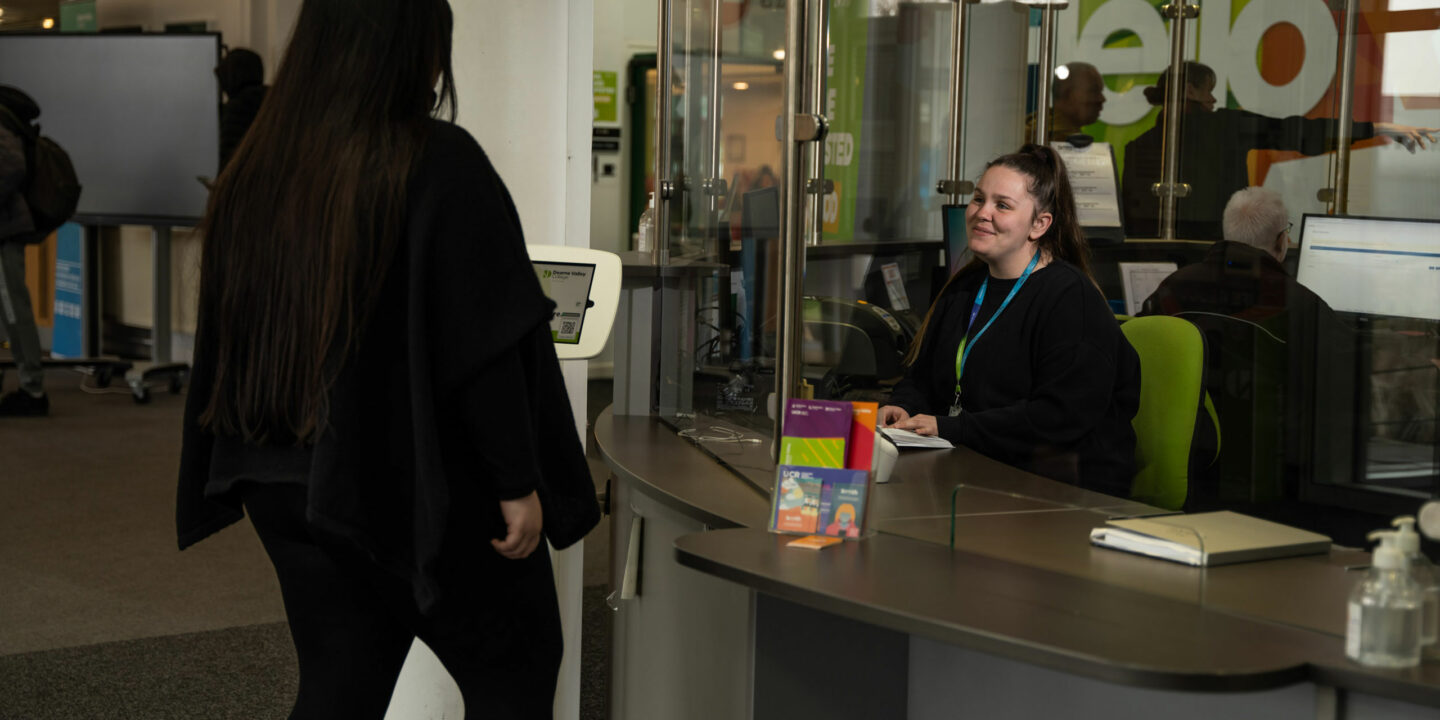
[{"x1": 0, "y1": 33, "x2": 221, "y2": 225}]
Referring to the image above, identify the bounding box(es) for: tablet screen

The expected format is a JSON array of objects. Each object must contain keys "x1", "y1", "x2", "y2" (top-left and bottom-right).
[{"x1": 534, "y1": 261, "x2": 597, "y2": 344}]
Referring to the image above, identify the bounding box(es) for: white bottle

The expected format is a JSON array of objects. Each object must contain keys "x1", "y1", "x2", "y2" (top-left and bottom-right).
[
  {"x1": 637, "y1": 193, "x2": 655, "y2": 253},
  {"x1": 1392, "y1": 516, "x2": 1440, "y2": 654},
  {"x1": 1346, "y1": 530, "x2": 1423, "y2": 668}
]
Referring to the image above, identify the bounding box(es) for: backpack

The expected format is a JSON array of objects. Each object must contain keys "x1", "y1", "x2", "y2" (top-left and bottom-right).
[{"x1": 0, "y1": 104, "x2": 81, "y2": 244}]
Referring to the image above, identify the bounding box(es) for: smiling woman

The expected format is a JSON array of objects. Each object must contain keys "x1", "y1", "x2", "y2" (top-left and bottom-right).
[{"x1": 879, "y1": 145, "x2": 1142, "y2": 499}]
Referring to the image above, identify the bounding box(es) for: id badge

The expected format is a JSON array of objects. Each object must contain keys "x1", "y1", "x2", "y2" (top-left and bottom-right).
[{"x1": 948, "y1": 404, "x2": 962, "y2": 417}]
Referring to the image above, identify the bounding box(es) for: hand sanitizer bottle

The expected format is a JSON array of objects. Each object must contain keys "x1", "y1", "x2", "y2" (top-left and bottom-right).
[
  {"x1": 1347, "y1": 530, "x2": 1423, "y2": 668},
  {"x1": 636, "y1": 193, "x2": 655, "y2": 253},
  {"x1": 1392, "y1": 516, "x2": 1440, "y2": 656}
]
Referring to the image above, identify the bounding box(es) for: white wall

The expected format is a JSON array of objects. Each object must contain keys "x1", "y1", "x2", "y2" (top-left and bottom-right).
[
  {"x1": 590, "y1": 0, "x2": 657, "y2": 258},
  {"x1": 589, "y1": 0, "x2": 656, "y2": 377}
]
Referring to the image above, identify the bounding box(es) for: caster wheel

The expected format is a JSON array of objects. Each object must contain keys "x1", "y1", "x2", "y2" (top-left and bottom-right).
[
  {"x1": 132, "y1": 385, "x2": 151, "y2": 404},
  {"x1": 168, "y1": 373, "x2": 185, "y2": 395},
  {"x1": 96, "y1": 367, "x2": 113, "y2": 388}
]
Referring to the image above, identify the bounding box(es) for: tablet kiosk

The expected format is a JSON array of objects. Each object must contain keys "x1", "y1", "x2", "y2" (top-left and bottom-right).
[{"x1": 527, "y1": 245, "x2": 623, "y2": 359}]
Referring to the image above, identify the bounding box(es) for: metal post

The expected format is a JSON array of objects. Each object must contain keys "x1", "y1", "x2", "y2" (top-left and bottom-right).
[
  {"x1": 151, "y1": 225, "x2": 171, "y2": 364},
  {"x1": 806, "y1": 0, "x2": 830, "y2": 247},
  {"x1": 652, "y1": 0, "x2": 674, "y2": 265},
  {"x1": 776, "y1": 0, "x2": 809, "y2": 457},
  {"x1": 1332, "y1": 0, "x2": 1360, "y2": 215},
  {"x1": 704, "y1": 0, "x2": 724, "y2": 256},
  {"x1": 937, "y1": 0, "x2": 975, "y2": 203},
  {"x1": 1033, "y1": 5, "x2": 1058, "y2": 145},
  {"x1": 1156, "y1": 0, "x2": 1197, "y2": 240}
]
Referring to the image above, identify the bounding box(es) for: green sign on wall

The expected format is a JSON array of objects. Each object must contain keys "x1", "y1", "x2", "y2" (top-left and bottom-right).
[
  {"x1": 593, "y1": 71, "x2": 618, "y2": 124},
  {"x1": 822, "y1": 2, "x2": 869, "y2": 243},
  {"x1": 59, "y1": 1, "x2": 98, "y2": 33}
]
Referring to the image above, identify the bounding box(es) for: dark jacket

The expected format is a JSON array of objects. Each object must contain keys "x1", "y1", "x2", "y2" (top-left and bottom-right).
[
  {"x1": 1123, "y1": 109, "x2": 1376, "y2": 240},
  {"x1": 1139, "y1": 240, "x2": 1334, "y2": 328},
  {"x1": 0, "y1": 88, "x2": 38, "y2": 242},
  {"x1": 889, "y1": 261, "x2": 1141, "y2": 498},
  {"x1": 219, "y1": 85, "x2": 267, "y2": 170},
  {"x1": 177, "y1": 120, "x2": 598, "y2": 613}
]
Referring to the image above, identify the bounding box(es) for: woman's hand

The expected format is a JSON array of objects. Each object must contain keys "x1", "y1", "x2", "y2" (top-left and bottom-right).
[
  {"x1": 878, "y1": 405, "x2": 911, "y2": 427},
  {"x1": 891, "y1": 413, "x2": 939, "y2": 437},
  {"x1": 492, "y1": 491, "x2": 544, "y2": 559},
  {"x1": 1375, "y1": 122, "x2": 1438, "y2": 152}
]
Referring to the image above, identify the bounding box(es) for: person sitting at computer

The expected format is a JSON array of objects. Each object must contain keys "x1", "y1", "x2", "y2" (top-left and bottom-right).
[
  {"x1": 1138, "y1": 187, "x2": 1334, "y2": 329},
  {"x1": 879, "y1": 145, "x2": 1141, "y2": 499},
  {"x1": 1025, "y1": 62, "x2": 1106, "y2": 144}
]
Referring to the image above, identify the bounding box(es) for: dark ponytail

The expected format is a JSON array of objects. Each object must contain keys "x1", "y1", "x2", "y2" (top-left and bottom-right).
[{"x1": 902, "y1": 144, "x2": 1095, "y2": 366}]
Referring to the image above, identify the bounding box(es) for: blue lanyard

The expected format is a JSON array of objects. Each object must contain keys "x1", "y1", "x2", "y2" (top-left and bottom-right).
[{"x1": 954, "y1": 252, "x2": 1041, "y2": 395}]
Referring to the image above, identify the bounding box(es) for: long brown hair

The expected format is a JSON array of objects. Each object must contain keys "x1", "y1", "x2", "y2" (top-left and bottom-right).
[
  {"x1": 196, "y1": 0, "x2": 457, "y2": 444},
  {"x1": 904, "y1": 144, "x2": 1094, "y2": 365}
]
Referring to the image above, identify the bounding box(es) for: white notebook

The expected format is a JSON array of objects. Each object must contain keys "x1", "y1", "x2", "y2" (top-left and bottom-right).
[
  {"x1": 879, "y1": 427, "x2": 954, "y2": 449},
  {"x1": 1089, "y1": 511, "x2": 1332, "y2": 566}
]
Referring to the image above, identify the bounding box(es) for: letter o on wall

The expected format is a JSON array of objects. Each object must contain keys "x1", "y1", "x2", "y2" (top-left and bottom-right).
[{"x1": 1226, "y1": 0, "x2": 1338, "y2": 117}]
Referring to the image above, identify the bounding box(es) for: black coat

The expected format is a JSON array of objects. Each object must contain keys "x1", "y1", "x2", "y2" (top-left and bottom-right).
[
  {"x1": 177, "y1": 120, "x2": 598, "y2": 613},
  {"x1": 1122, "y1": 109, "x2": 1376, "y2": 240}
]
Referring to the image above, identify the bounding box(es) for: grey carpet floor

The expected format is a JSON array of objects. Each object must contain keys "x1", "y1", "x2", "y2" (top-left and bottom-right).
[
  {"x1": 0, "y1": 585, "x2": 614, "y2": 720},
  {"x1": 0, "y1": 364, "x2": 613, "y2": 718}
]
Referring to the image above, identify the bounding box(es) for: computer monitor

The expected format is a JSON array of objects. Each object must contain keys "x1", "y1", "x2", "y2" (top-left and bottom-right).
[
  {"x1": 942, "y1": 204, "x2": 968, "y2": 274},
  {"x1": 1296, "y1": 214, "x2": 1440, "y2": 321}
]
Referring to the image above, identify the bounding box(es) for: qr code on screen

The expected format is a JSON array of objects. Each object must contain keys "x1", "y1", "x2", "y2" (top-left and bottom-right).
[{"x1": 561, "y1": 321, "x2": 577, "y2": 335}]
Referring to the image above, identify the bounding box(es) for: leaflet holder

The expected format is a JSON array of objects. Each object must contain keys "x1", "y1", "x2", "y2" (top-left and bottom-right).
[{"x1": 527, "y1": 245, "x2": 623, "y2": 360}]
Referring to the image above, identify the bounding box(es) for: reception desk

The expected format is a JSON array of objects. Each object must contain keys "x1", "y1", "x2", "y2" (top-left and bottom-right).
[{"x1": 594, "y1": 408, "x2": 1440, "y2": 719}]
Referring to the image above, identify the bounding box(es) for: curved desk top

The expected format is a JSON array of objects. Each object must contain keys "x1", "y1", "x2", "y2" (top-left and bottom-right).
[{"x1": 594, "y1": 407, "x2": 1440, "y2": 703}]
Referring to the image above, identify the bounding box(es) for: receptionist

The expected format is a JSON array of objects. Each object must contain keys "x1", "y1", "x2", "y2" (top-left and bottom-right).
[{"x1": 880, "y1": 146, "x2": 1141, "y2": 498}]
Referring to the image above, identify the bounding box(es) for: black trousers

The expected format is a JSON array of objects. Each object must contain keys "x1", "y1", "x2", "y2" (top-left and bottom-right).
[{"x1": 243, "y1": 483, "x2": 562, "y2": 720}]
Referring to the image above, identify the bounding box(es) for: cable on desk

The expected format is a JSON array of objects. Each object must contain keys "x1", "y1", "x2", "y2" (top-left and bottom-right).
[{"x1": 677, "y1": 426, "x2": 762, "y2": 444}]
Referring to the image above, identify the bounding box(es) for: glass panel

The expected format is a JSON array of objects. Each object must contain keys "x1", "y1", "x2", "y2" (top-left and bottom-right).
[
  {"x1": 1066, "y1": 0, "x2": 1438, "y2": 543},
  {"x1": 1303, "y1": 0, "x2": 1440, "y2": 510},
  {"x1": 658, "y1": 0, "x2": 965, "y2": 435},
  {"x1": 823, "y1": 0, "x2": 955, "y2": 246},
  {"x1": 656, "y1": 0, "x2": 787, "y2": 435}
]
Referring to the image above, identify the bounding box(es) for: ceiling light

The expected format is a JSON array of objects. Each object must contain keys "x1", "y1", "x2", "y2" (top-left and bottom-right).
[
  {"x1": 732, "y1": 81, "x2": 750, "y2": 91},
  {"x1": 42, "y1": 17, "x2": 55, "y2": 29},
  {"x1": 772, "y1": 49, "x2": 785, "y2": 61},
  {"x1": 1054, "y1": 65, "x2": 1070, "y2": 81}
]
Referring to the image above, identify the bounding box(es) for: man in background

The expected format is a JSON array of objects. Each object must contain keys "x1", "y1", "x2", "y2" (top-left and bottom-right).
[
  {"x1": 216, "y1": 48, "x2": 268, "y2": 171},
  {"x1": 1027, "y1": 62, "x2": 1106, "y2": 143},
  {"x1": 1140, "y1": 187, "x2": 1329, "y2": 324},
  {"x1": 0, "y1": 85, "x2": 48, "y2": 416}
]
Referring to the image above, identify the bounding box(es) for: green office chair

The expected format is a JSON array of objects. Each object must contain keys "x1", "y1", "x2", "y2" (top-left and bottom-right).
[{"x1": 1120, "y1": 316, "x2": 1220, "y2": 511}]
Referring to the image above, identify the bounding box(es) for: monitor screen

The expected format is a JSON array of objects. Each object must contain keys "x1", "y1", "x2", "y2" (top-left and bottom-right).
[
  {"x1": 534, "y1": 261, "x2": 596, "y2": 344},
  {"x1": 1296, "y1": 214, "x2": 1440, "y2": 321},
  {"x1": 942, "y1": 204, "x2": 967, "y2": 273},
  {"x1": 0, "y1": 34, "x2": 221, "y2": 224}
]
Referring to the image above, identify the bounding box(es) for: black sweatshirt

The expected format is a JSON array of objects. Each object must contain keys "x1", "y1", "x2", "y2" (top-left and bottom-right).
[{"x1": 889, "y1": 261, "x2": 1141, "y2": 498}]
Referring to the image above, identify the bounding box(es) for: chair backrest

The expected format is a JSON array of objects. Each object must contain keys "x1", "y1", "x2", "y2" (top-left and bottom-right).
[{"x1": 1121, "y1": 316, "x2": 1208, "y2": 510}]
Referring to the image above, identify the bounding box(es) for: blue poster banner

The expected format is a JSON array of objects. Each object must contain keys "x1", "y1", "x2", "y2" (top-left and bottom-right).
[{"x1": 51, "y1": 223, "x2": 84, "y2": 359}]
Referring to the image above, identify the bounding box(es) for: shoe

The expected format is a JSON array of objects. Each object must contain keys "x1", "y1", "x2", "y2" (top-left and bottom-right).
[{"x1": 0, "y1": 390, "x2": 48, "y2": 417}]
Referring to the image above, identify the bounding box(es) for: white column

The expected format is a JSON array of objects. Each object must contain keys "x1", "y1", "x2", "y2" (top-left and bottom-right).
[{"x1": 385, "y1": 2, "x2": 595, "y2": 719}]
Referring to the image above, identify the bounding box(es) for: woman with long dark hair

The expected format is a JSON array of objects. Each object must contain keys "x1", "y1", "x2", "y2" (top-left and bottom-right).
[
  {"x1": 880, "y1": 145, "x2": 1141, "y2": 498},
  {"x1": 176, "y1": 1, "x2": 596, "y2": 717}
]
